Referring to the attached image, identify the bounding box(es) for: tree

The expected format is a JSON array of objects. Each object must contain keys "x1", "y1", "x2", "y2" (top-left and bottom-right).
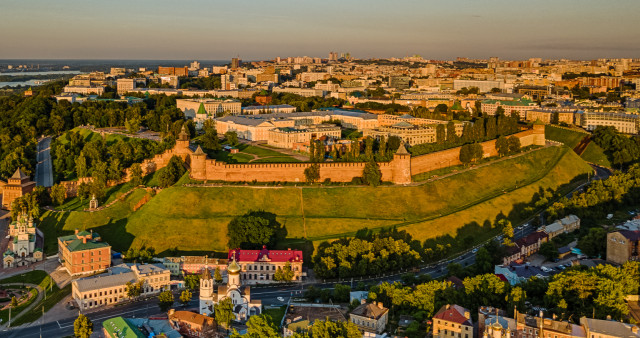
[
  {"x1": 158, "y1": 155, "x2": 185, "y2": 188},
  {"x1": 225, "y1": 131, "x2": 239, "y2": 146},
  {"x1": 499, "y1": 219, "x2": 514, "y2": 246},
  {"x1": 578, "y1": 228, "x2": 607, "y2": 258},
  {"x1": 184, "y1": 274, "x2": 199, "y2": 290},
  {"x1": 495, "y1": 136, "x2": 509, "y2": 157},
  {"x1": 10, "y1": 296, "x2": 18, "y2": 308},
  {"x1": 539, "y1": 242, "x2": 559, "y2": 261},
  {"x1": 495, "y1": 106, "x2": 505, "y2": 116},
  {"x1": 227, "y1": 211, "x2": 287, "y2": 249},
  {"x1": 274, "y1": 261, "x2": 296, "y2": 282},
  {"x1": 362, "y1": 160, "x2": 382, "y2": 187},
  {"x1": 244, "y1": 315, "x2": 280, "y2": 338},
  {"x1": 446, "y1": 263, "x2": 464, "y2": 278},
  {"x1": 51, "y1": 183, "x2": 66, "y2": 206},
  {"x1": 125, "y1": 117, "x2": 141, "y2": 134},
  {"x1": 446, "y1": 121, "x2": 458, "y2": 144},
  {"x1": 215, "y1": 297, "x2": 235, "y2": 331},
  {"x1": 304, "y1": 164, "x2": 320, "y2": 183},
  {"x1": 507, "y1": 136, "x2": 521, "y2": 153},
  {"x1": 75, "y1": 152, "x2": 88, "y2": 177},
  {"x1": 74, "y1": 314, "x2": 93, "y2": 338},
  {"x1": 179, "y1": 289, "x2": 192, "y2": 306},
  {"x1": 436, "y1": 124, "x2": 446, "y2": 144},
  {"x1": 126, "y1": 280, "x2": 144, "y2": 299},
  {"x1": 202, "y1": 120, "x2": 221, "y2": 151},
  {"x1": 474, "y1": 247, "x2": 493, "y2": 274},
  {"x1": 130, "y1": 163, "x2": 143, "y2": 186},
  {"x1": 332, "y1": 283, "x2": 351, "y2": 303},
  {"x1": 214, "y1": 267, "x2": 223, "y2": 284},
  {"x1": 158, "y1": 290, "x2": 174, "y2": 312}
]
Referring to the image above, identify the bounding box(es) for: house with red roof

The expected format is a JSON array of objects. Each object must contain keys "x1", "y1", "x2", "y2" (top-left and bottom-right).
[
  {"x1": 432, "y1": 304, "x2": 474, "y2": 338},
  {"x1": 229, "y1": 246, "x2": 304, "y2": 285}
]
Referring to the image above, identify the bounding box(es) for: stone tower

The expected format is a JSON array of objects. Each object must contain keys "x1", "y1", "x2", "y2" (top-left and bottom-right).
[
  {"x1": 392, "y1": 144, "x2": 412, "y2": 185},
  {"x1": 176, "y1": 124, "x2": 190, "y2": 152},
  {"x1": 190, "y1": 145, "x2": 207, "y2": 180},
  {"x1": 532, "y1": 121, "x2": 546, "y2": 146}
]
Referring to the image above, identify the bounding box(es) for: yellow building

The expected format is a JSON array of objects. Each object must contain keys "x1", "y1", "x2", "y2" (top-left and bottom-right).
[
  {"x1": 267, "y1": 124, "x2": 341, "y2": 149},
  {"x1": 432, "y1": 304, "x2": 474, "y2": 338},
  {"x1": 364, "y1": 121, "x2": 436, "y2": 145}
]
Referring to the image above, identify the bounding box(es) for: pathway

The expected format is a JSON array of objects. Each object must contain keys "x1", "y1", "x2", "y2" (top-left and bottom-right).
[
  {"x1": 573, "y1": 135, "x2": 591, "y2": 156},
  {"x1": 0, "y1": 283, "x2": 44, "y2": 329},
  {"x1": 35, "y1": 137, "x2": 53, "y2": 187}
]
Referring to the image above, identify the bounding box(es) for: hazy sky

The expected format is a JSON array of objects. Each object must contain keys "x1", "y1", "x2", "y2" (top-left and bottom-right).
[{"x1": 2, "y1": 0, "x2": 639, "y2": 60}]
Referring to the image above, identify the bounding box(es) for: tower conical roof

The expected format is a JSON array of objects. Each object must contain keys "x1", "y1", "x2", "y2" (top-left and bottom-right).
[
  {"x1": 194, "y1": 145, "x2": 205, "y2": 156},
  {"x1": 396, "y1": 143, "x2": 410, "y2": 155},
  {"x1": 197, "y1": 102, "x2": 207, "y2": 115},
  {"x1": 11, "y1": 168, "x2": 28, "y2": 180}
]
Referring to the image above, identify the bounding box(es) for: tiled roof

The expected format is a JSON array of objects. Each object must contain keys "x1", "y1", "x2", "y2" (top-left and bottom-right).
[
  {"x1": 169, "y1": 310, "x2": 215, "y2": 327},
  {"x1": 515, "y1": 231, "x2": 548, "y2": 247},
  {"x1": 229, "y1": 247, "x2": 303, "y2": 263},
  {"x1": 619, "y1": 230, "x2": 640, "y2": 241},
  {"x1": 581, "y1": 317, "x2": 640, "y2": 337},
  {"x1": 11, "y1": 168, "x2": 28, "y2": 180},
  {"x1": 351, "y1": 302, "x2": 388, "y2": 320},
  {"x1": 433, "y1": 304, "x2": 472, "y2": 326}
]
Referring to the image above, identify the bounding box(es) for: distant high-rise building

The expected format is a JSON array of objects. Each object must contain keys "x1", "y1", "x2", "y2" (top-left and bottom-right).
[
  {"x1": 231, "y1": 57, "x2": 241, "y2": 69},
  {"x1": 329, "y1": 52, "x2": 338, "y2": 62},
  {"x1": 190, "y1": 61, "x2": 201, "y2": 70}
]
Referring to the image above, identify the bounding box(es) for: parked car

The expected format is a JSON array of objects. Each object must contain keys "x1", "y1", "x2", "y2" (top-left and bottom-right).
[{"x1": 277, "y1": 297, "x2": 285, "y2": 302}]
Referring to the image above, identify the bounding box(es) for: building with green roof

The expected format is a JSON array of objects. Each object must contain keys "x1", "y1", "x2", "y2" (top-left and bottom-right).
[
  {"x1": 58, "y1": 228, "x2": 111, "y2": 276},
  {"x1": 102, "y1": 316, "x2": 145, "y2": 338}
]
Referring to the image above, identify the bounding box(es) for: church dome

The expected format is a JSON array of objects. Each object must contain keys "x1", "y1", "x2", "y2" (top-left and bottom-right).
[{"x1": 228, "y1": 260, "x2": 241, "y2": 274}]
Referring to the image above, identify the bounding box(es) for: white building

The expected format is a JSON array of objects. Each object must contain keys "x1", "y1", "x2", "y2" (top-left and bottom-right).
[
  {"x1": 199, "y1": 260, "x2": 262, "y2": 322},
  {"x1": 3, "y1": 213, "x2": 44, "y2": 268}
]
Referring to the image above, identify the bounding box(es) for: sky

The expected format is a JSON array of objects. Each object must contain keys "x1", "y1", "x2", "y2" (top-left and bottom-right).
[{"x1": 1, "y1": 0, "x2": 639, "y2": 60}]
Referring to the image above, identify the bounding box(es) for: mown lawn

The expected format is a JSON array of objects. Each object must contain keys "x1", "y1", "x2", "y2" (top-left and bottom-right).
[
  {"x1": 545, "y1": 125, "x2": 587, "y2": 148},
  {"x1": 252, "y1": 157, "x2": 302, "y2": 163},
  {"x1": 581, "y1": 142, "x2": 612, "y2": 167},
  {"x1": 38, "y1": 146, "x2": 592, "y2": 256}
]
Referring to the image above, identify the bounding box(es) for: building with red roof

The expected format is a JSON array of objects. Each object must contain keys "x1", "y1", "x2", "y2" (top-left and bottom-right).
[
  {"x1": 229, "y1": 246, "x2": 304, "y2": 285},
  {"x1": 432, "y1": 304, "x2": 474, "y2": 338}
]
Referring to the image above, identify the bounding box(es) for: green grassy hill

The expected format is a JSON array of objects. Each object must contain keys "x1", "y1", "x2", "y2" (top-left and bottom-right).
[
  {"x1": 38, "y1": 145, "x2": 592, "y2": 256},
  {"x1": 545, "y1": 125, "x2": 611, "y2": 167}
]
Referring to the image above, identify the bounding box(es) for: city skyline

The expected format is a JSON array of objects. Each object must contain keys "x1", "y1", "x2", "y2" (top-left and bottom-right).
[{"x1": 2, "y1": 0, "x2": 640, "y2": 60}]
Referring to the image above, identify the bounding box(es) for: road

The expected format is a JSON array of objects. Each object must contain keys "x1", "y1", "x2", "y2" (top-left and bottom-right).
[
  {"x1": 35, "y1": 137, "x2": 53, "y2": 187},
  {"x1": 3, "y1": 165, "x2": 612, "y2": 337}
]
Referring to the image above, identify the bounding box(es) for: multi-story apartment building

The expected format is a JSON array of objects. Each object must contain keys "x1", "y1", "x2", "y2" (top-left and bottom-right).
[
  {"x1": 267, "y1": 124, "x2": 341, "y2": 149},
  {"x1": 58, "y1": 229, "x2": 111, "y2": 276},
  {"x1": 242, "y1": 104, "x2": 297, "y2": 115},
  {"x1": 72, "y1": 263, "x2": 170, "y2": 310},
  {"x1": 176, "y1": 98, "x2": 242, "y2": 119},
  {"x1": 349, "y1": 301, "x2": 389, "y2": 335},
  {"x1": 273, "y1": 87, "x2": 326, "y2": 98},
  {"x1": 63, "y1": 85, "x2": 105, "y2": 95},
  {"x1": 539, "y1": 215, "x2": 580, "y2": 240},
  {"x1": 576, "y1": 111, "x2": 639, "y2": 134},
  {"x1": 525, "y1": 109, "x2": 576, "y2": 125},
  {"x1": 606, "y1": 230, "x2": 640, "y2": 265},
  {"x1": 432, "y1": 304, "x2": 474, "y2": 338},
  {"x1": 231, "y1": 247, "x2": 303, "y2": 285},
  {"x1": 481, "y1": 99, "x2": 539, "y2": 118},
  {"x1": 364, "y1": 122, "x2": 437, "y2": 145},
  {"x1": 158, "y1": 66, "x2": 188, "y2": 77},
  {"x1": 161, "y1": 256, "x2": 229, "y2": 276}
]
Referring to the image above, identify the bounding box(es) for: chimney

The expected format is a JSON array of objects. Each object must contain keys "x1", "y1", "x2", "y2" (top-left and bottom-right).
[
  {"x1": 75, "y1": 228, "x2": 79, "y2": 235},
  {"x1": 361, "y1": 299, "x2": 366, "y2": 305},
  {"x1": 446, "y1": 304, "x2": 451, "y2": 310},
  {"x1": 168, "y1": 309, "x2": 175, "y2": 317},
  {"x1": 606, "y1": 315, "x2": 612, "y2": 320},
  {"x1": 464, "y1": 311, "x2": 471, "y2": 320},
  {"x1": 552, "y1": 314, "x2": 557, "y2": 320},
  {"x1": 377, "y1": 302, "x2": 384, "y2": 309},
  {"x1": 631, "y1": 326, "x2": 638, "y2": 334},
  {"x1": 82, "y1": 237, "x2": 87, "y2": 244}
]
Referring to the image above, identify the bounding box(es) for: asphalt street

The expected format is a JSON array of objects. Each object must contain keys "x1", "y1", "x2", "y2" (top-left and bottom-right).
[{"x1": 35, "y1": 137, "x2": 53, "y2": 187}]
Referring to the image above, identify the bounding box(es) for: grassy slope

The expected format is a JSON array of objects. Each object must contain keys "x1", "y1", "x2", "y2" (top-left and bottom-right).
[
  {"x1": 37, "y1": 146, "x2": 591, "y2": 255},
  {"x1": 545, "y1": 125, "x2": 587, "y2": 148},
  {"x1": 545, "y1": 125, "x2": 610, "y2": 167}
]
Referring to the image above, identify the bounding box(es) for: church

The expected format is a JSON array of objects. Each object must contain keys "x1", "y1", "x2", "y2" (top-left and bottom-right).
[
  {"x1": 3, "y1": 213, "x2": 44, "y2": 268},
  {"x1": 199, "y1": 258, "x2": 262, "y2": 321}
]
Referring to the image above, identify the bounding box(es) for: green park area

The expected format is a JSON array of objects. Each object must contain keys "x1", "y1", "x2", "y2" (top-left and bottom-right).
[
  {"x1": 544, "y1": 125, "x2": 611, "y2": 167},
  {"x1": 37, "y1": 145, "x2": 592, "y2": 256}
]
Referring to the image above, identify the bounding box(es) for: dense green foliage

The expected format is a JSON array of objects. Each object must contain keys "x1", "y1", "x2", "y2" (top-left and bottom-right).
[
  {"x1": 227, "y1": 211, "x2": 288, "y2": 249},
  {"x1": 158, "y1": 290, "x2": 174, "y2": 312},
  {"x1": 158, "y1": 155, "x2": 186, "y2": 188},
  {"x1": 313, "y1": 228, "x2": 421, "y2": 279},
  {"x1": 362, "y1": 160, "x2": 382, "y2": 186},
  {"x1": 591, "y1": 125, "x2": 640, "y2": 167},
  {"x1": 74, "y1": 314, "x2": 93, "y2": 338},
  {"x1": 245, "y1": 92, "x2": 345, "y2": 112}
]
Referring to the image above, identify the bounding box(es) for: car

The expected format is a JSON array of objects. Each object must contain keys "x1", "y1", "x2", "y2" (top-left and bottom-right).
[
  {"x1": 5, "y1": 235, "x2": 9, "y2": 239},
  {"x1": 471, "y1": 248, "x2": 479, "y2": 253},
  {"x1": 277, "y1": 297, "x2": 285, "y2": 302}
]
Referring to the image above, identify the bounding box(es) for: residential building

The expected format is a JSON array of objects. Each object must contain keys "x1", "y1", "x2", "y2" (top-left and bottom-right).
[
  {"x1": 580, "y1": 316, "x2": 640, "y2": 338},
  {"x1": 242, "y1": 104, "x2": 297, "y2": 115},
  {"x1": 525, "y1": 109, "x2": 576, "y2": 125},
  {"x1": 273, "y1": 87, "x2": 326, "y2": 97},
  {"x1": 607, "y1": 230, "x2": 640, "y2": 265},
  {"x1": 158, "y1": 66, "x2": 188, "y2": 77},
  {"x1": 161, "y1": 256, "x2": 228, "y2": 277},
  {"x1": 349, "y1": 301, "x2": 389, "y2": 335},
  {"x1": 168, "y1": 309, "x2": 217, "y2": 338},
  {"x1": 364, "y1": 121, "x2": 437, "y2": 145},
  {"x1": 495, "y1": 263, "x2": 550, "y2": 286},
  {"x1": 2, "y1": 213, "x2": 43, "y2": 268},
  {"x1": 176, "y1": 98, "x2": 242, "y2": 119},
  {"x1": 267, "y1": 124, "x2": 341, "y2": 149},
  {"x1": 72, "y1": 263, "x2": 170, "y2": 310},
  {"x1": 516, "y1": 312, "x2": 586, "y2": 338},
  {"x1": 454, "y1": 79, "x2": 510, "y2": 93},
  {"x1": 539, "y1": 215, "x2": 580, "y2": 240},
  {"x1": 116, "y1": 78, "x2": 146, "y2": 94},
  {"x1": 389, "y1": 76, "x2": 411, "y2": 89},
  {"x1": 63, "y1": 85, "x2": 105, "y2": 95},
  {"x1": 432, "y1": 304, "x2": 474, "y2": 338},
  {"x1": 58, "y1": 229, "x2": 111, "y2": 276},
  {"x1": 502, "y1": 231, "x2": 549, "y2": 265},
  {"x1": 575, "y1": 111, "x2": 639, "y2": 134},
  {"x1": 199, "y1": 259, "x2": 262, "y2": 321},
  {"x1": 1, "y1": 168, "x2": 36, "y2": 210},
  {"x1": 481, "y1": 99, "x2": 539, "y2": 118},
  {"x1": 232, "y1": 247, "x2": 304, "y2": 285}
]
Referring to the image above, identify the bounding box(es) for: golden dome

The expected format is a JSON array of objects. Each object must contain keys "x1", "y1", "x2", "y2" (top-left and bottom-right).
[{"x1": 228, "y1": 260, "x2": 241, "y2": 274}]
